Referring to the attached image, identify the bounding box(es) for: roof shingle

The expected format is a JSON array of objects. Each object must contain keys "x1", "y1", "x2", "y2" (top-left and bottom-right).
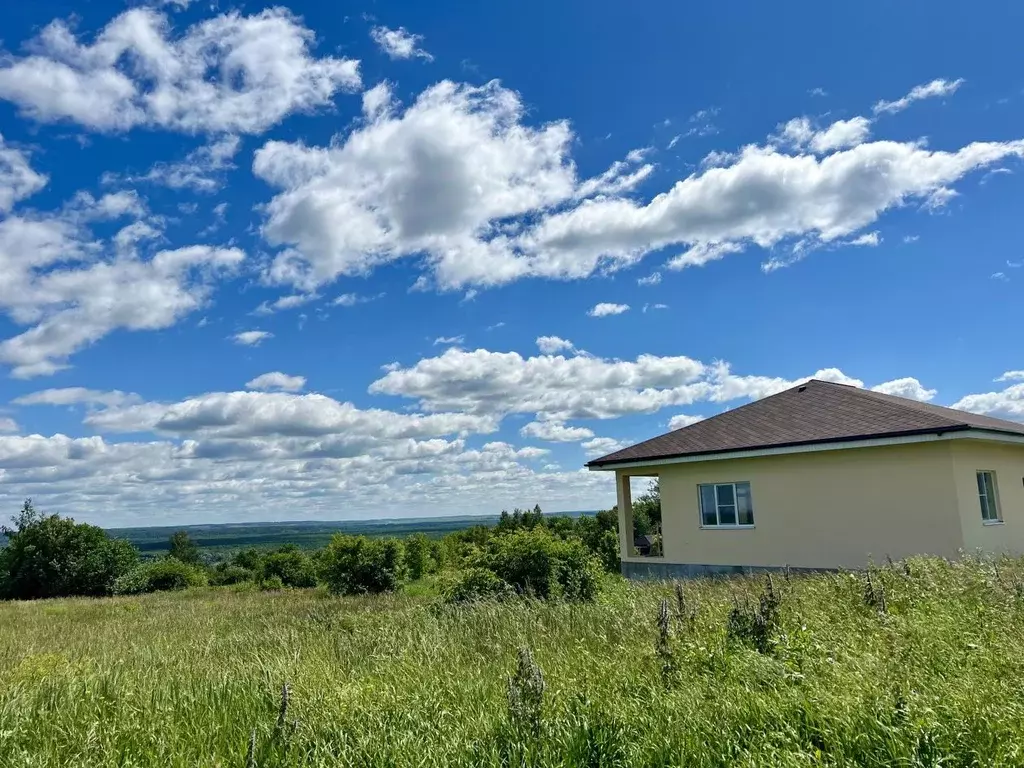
[{"x1": 586, "y1": 379, "x2": 1024, "y2": 467}]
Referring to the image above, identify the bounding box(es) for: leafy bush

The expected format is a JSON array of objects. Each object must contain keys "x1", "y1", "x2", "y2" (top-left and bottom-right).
[
  {"x1": 110, "y1": 558, "x2": 208, "y2": 595},
  {"x1": 1, "y1": 500, "x2": 139, "y2": 600},
  {"x1": 320, "y1": 535, "x2": 405, "y2": 595},
  {"x1": 231, "y1": 548, "x2": 265, "y2": 572},
  {"x1": 485, "y1": 528, "x2": 601, "y2": 601},
  {"x1": 405, "y1": 532, "x2": 432, "y2": 580},
  {"x1": 442, "y1": 567, "x2": 514, "y2": 603},
  {"x1": 261, "y1": 546, "x2": 317, "y2": 588},
  {"x1": 260, "y1": 575, "x2": 284, "y2": 591},
  {"x1": 111, "y1": 566, "x2": 153, "y2": 596},
  {"x1": 211, "y1": 565, "x2": 255, "y2": 586},
  {"x1": 144, "y1": 559, "x2": 208, "y2": 592}
]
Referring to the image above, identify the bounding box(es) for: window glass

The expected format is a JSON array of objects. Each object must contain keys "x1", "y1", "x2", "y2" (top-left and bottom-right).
[
  {"x1": 736, "y1": 482, "x2": 754, "y2": 525},
  {"x1": 977, "y1": 471, "x2": 999, "y2": 521},
  {"x1": 715, "y1": 483, "x2": 735, "y2": 506},
  {"x1": 700, "y1": 485, "x2": 717, "y2": 526},
  {"x1": 718, "y1": 505, "x2": 737, "y2": 525}
]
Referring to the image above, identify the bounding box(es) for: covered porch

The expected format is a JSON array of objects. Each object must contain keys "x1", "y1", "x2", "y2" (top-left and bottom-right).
[{"x1": 615, "y1": 470, "x2": 663, "y2": 563}]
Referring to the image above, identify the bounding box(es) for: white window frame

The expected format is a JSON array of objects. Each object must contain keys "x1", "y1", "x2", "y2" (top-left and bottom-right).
[
  {"x1": 977, "y1": 470, "x2": 1002, "y2": 524},
  {"x1": 698, "y1": 481, "x2": 755, "y2": 529}
]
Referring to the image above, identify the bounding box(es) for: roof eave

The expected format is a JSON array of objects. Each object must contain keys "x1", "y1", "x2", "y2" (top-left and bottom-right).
[{"x1": 584, "y1": 424, "x2": 1022, "y2": 471}]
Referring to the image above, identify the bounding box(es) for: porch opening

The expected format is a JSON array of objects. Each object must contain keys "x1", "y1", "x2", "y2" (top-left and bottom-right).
[{"x1": 619, "y1": 474, "x2": 662, "y2": 558}]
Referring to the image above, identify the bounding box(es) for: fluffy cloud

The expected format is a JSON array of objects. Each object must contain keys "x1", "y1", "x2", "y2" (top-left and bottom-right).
[
  {"x1": 0, "y1": 8, "x2": 360, "y2": 134},
  {"x1": 367, "y1": 346, "x2": 931, "y2": 428},
  {"x1": 0, "y1": 130, "x2": 247, "y2": 379},
  {"x1": 588, "y1": 302, "x2": 629, "y2": 317},
  {"x1": 870, "y1": 377, "x2": 937, "y2": 402},
  {"x1": 952, "y1": 383, "x2": 1024, "y2": 422},
  {"x1": 873, "y1": 78, "x2": 964, "y2": 115},
  {"x1": 637, "y1": 272, "x2": 661, "y2": 286},
  {"x1": 668, "y1": 413, "x2": 704, "y2": 430},
  {"x1": 535, "y1": 336, "x2": 575, "y2": 354},
  {"x1": 252, "y1": 74, "x2": 1018, "y2": 291},
  {"x1": 0, "y1": 417, "x2": 19, "y2": 433},
  {"x1": 245, "y1": 372, "x2": 306, "y2": 392},
  {"x1": 111, "y1": 135, "x2": 241, "y2": 192},
  {"x1": 254, "y1": 293, "x2": 317, "y2": 314},
  {"x1": 995, "y1": 371, "x2": 1024, "y2": 382},
  {"x1": 777, "y1": 117, "x2": 872, "y2": 153},
  {"x1": 13, "y1": 387, "x2": 141, "y2": 408},
  {"x1": 520, "y1": 421, "x2": 594, "y2": 442},
  {"x1": 0, "y1": 136, "x2": 48, "y2": 213},
  {"x1": 581, "y1": 436, "x2": 628, "y2": 458},
  {"x1": 85, "y1": 389, "x2": 498, "y2": 441},
  {"x1": 371, "y1": 347, "x2": 709, "y2": 421},
  {"x1": 0, "y1": 218, "x2": 244, "y2": 377},
  {"x1": 253, "y1": 79, "x2": 650, "y2": 290},
  {"x1": 232, "y1": 330, "x2": 273, "y2": 346},
  {"x1": 434, "y1": 335, "x2": 465, "y2": 346},
  {"x1": 532, "y1": 138, "x2": 1024, "y2": 275},
  {"x1": 333, "y1": 292, "x2": 382, "y2": 307},
  {"x1": 0, "y1": 426, "x2": 609, "y2": 527},
  {"x1": 370, "y1": 26, "x2": 433, "y2": 61}
]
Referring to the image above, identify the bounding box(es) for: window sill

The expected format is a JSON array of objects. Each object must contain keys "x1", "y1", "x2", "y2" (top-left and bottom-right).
[
  {"x1": 700, "y1": 524, "x2": 756, "y2": 530},
  {"x1": 983, "y1": 520, "x2": 1005, "y2": 526}
]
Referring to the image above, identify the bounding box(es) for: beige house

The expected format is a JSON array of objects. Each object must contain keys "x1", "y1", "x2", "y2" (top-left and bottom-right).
[{"x1": 587, "y1": 380, "x2": 1024, "y2": 578}]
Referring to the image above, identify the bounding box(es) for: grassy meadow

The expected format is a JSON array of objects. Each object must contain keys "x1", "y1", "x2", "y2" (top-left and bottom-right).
[{"x1": 3, "y1": 556, "x2": 1024, "y2": 767}]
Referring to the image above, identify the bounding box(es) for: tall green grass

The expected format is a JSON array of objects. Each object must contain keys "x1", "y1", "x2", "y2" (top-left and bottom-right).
[{"x1": 2, "y1": 556, "x2": 1024, "y2": 766}]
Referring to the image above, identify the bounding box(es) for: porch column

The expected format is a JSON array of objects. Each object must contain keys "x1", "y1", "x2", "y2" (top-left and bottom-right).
[{"x1": 616, "y1": 472, "x2": 633, "y2": 560}]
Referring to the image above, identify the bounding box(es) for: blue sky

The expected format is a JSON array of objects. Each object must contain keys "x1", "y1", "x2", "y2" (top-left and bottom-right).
[{"x1": 0, "y1": 0, "x2": 1022, "y2": 527}]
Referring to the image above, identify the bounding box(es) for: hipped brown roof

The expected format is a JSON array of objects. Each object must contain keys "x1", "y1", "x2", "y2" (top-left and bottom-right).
[{"x1": 587, "y1": 379, "x2": 1024, "y2": 468}]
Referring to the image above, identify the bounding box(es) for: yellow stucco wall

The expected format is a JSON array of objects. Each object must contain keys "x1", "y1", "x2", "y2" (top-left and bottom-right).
[
  {"x1": 619, "y1": 441, "x2": 973, "y2": 570},
  {"x1": 950, "y1": 441, "x2": 1024, "y2": 555}
]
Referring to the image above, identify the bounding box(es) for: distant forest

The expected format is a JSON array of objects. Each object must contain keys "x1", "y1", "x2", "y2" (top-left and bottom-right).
[{"x1": 108, "y1": 512, "x2": 599, "y2": 556}]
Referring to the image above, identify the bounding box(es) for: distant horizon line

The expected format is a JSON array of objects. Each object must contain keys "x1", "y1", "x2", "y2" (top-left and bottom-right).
[{"x1": 105, "y1": 509, "x2": 601, "y2": 532}]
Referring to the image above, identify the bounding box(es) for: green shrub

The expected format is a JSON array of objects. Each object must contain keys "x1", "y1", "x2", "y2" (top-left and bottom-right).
[
  {"x1": 144, "y1": 559, "x2": 208, "y2": 592},
  {"x1": 231, "y1": 548, "x2": 265, "y2": 572},
  {"x1": 320, "y1": 535, "x2": 405, "y2": 595},
  {"x1": 442, "y1": 567, "x2": 514, "y2": 603},
  {"x1": 111, "y1": 566, "x2": 152, "y2": 596},
  {"x1": 110, "y1": 559, "x2": 208, "y2": 595},
  {"x1": 0, "y1": 500, "x2": 139, "y2": 600},
  {"x1": 260, "y1": 575, "x2": 285, "y2": 591},
  {"x1": 211, "y1": 565, "x2": 255, "y2": 586},
  {"x1": 485, "y1": 528, "x2": 601, "y2": 601},
  {"x1": 261, "y1": 547, "x2": 317, "y2": 588},
  {"x1": 405, "y1": 532, "x2": 432, "y2": 580}
]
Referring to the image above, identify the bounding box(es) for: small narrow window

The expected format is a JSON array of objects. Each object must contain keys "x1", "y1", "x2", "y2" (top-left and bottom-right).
[
  {"x1": 699, "y1": 482, "x2": 754, "y2": 527},
  {"x1": 977, "y1": 471, "x2": 1001, "y2": 522}
]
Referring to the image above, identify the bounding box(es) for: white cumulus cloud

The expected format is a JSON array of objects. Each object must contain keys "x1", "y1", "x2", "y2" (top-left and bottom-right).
[
  {"x1": 873, "y1": 78, "x2": 965, "y2": 115},
  {"x1": 535, "y1": 336, "x2": 576, "y2": 354},
  {"x1": 0, "y1": 8, "x2": 360, "y2": 134},
  {"x1": 520, "y1": 421, "x2": 594, "y2": 442},
  {"x1": 245, "y1": 372, "x2": 306, "y2": 392},
  {"x1": 370, "y1": 26, "x2": 433, "y2": 61},
  {"x1": 588, "y1": 302, "x2": 629, "y2": 317},
  {"x1": 870, "y1": 377, "x2": 937, "y2": 402},
  {"x1": 0, "y1": 135, "x2": 48, "y2": 213},
  {"x1": 668, "y1": 413, "x2": 704, "y2": 430},
  {"x1": 13, "y1": 387, "x2": 142, "y2": 408},
  {"x1": 232, "y1": 330, "x2": 273, "y2": 346}
]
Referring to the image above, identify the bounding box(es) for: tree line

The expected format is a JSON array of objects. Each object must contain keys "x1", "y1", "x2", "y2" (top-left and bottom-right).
[{"x1": 0, "y1": 498, "x2": 636, "y2": 603}]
